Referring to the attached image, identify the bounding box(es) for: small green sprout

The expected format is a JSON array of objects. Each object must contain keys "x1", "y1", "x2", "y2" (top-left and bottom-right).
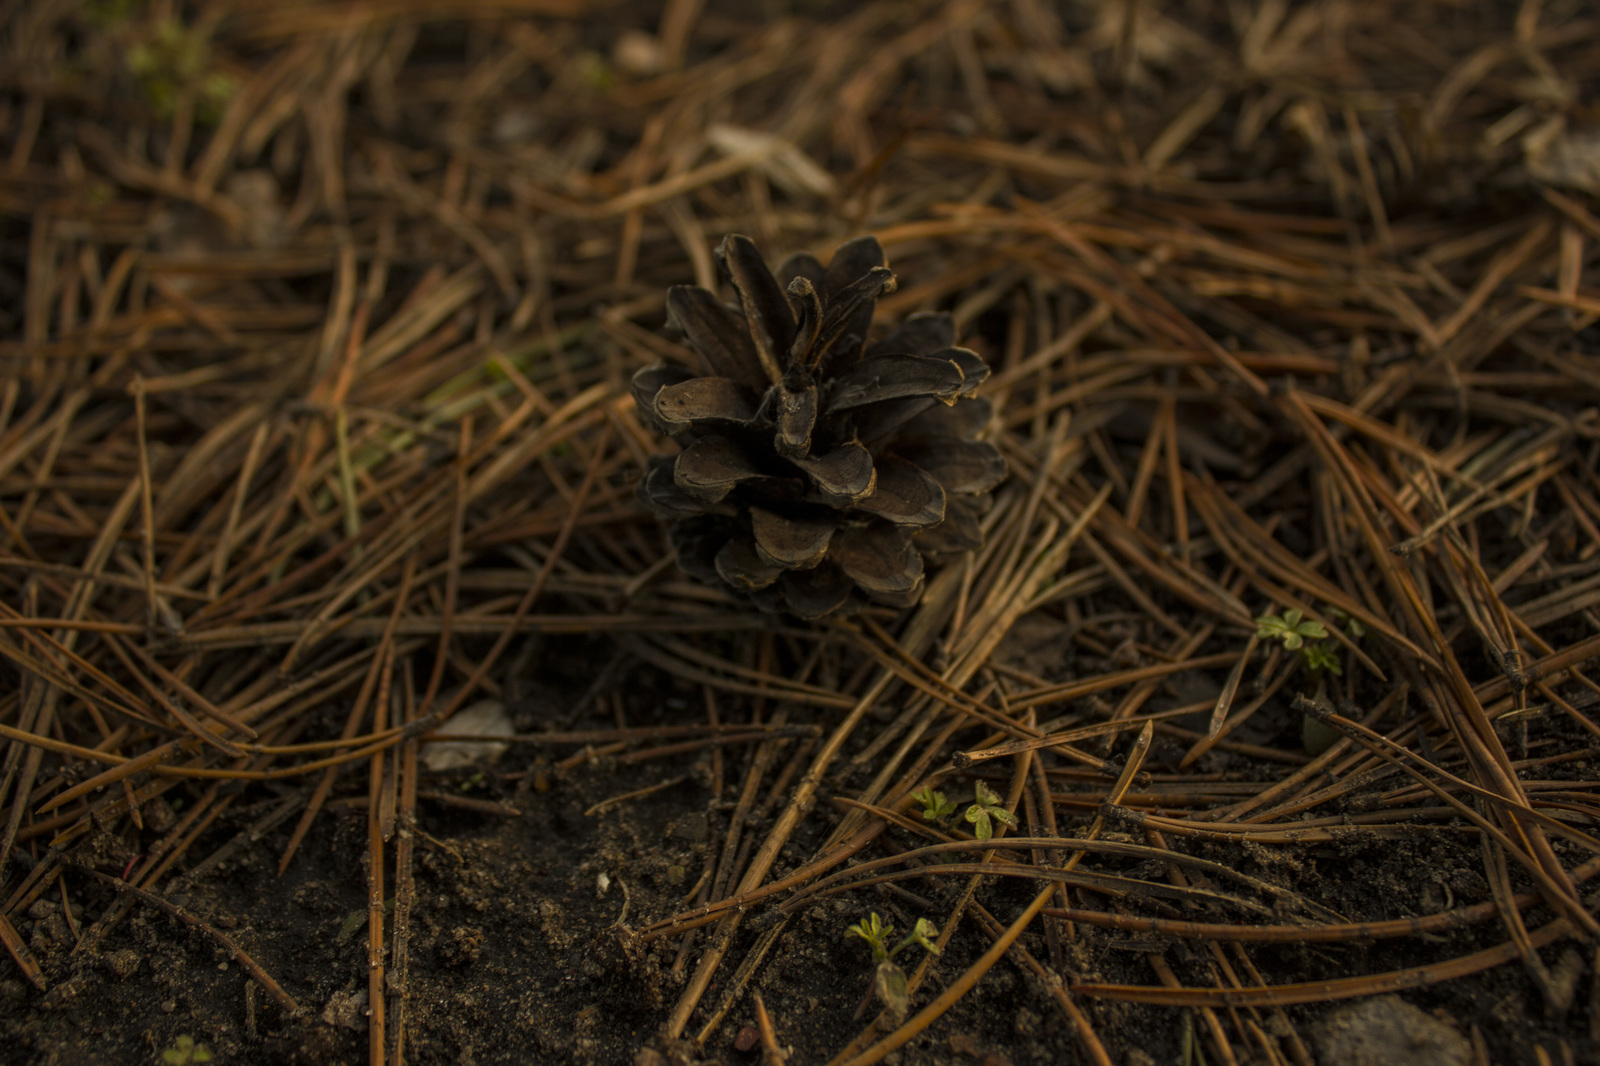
[
  {"x1": 1254, "y1": 608, "x2": 1327, "y2": 651},
  {"x1": 911, "y1": 786, "x2": 957, "y2": 825},
  {"x1": 898, "y1": 917, "x2": 940, "y2": 957},
  {"x1": 962, "y1": 780, "x2": 1018, "y2": 842},
  {"x1": 1327, "y1": 607, "x2": 1365, "y2": 639},
  {"x1": 847, "y1": 911, "x2": 894, "y2": 962},
  {"x1": 846, "y1": 914, "x2": 941, "y2": 965},
  {"x1": 126, "y1": 20, "x2": 238, "y2": 124},
  {"x1": 847, "y1": 913, "x2": 941, "y2": 1019},
  {"x1": 1300, "y1": 642, "x2": 1342, "y2": 676},
  {"x1": 1259, "y1": 605, "x2": 1366, "y2": 752},
  {"x1": 1258, "y1": 606, "x2": 1361, "y2": 678},
  {"x1": 161, "y1": 1035, "x2": 213, "y2": 1065}
]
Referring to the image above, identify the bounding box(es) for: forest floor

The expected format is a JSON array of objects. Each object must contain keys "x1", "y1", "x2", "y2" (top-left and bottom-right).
[{"x1": 3, "y1": 1, "x2": 1600, "y2": 1064}]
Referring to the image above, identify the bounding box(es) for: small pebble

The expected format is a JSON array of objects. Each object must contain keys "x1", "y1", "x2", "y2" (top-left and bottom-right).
[
  {"x1": 102, "y1": 949, "x2": 141, "y2": 980},
  {"x1": 1314, "y1": 996, "x2": 1470, "y2": 1066}
]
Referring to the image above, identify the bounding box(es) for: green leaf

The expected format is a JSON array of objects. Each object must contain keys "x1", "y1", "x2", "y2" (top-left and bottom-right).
[
  {"x1": 911, "y1": 786, "x2": 956, "y2": 822},
  {"x1": 1257, "y1": 607, "x2": 1331, "y2": 651},
  {"x1": 963, "y1": 779, "x2": 1014, "y2": 842},
  {"x1": 847, "y1": 913, "x2": 892, "y2": 961},
  {"x1": 1301, "y1": 643, "x2": 1343, "y2": 676},
  {"x1": 1255, "y1": 613, "x2": 1288, "y2": 641},
  {"x1": 901, "y1": 918, "x2": 940, "y2": 957}
]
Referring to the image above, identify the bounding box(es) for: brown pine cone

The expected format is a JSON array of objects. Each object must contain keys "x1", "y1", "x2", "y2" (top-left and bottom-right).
[{"x1": 632, "y1": 234, "x2": 1005, "y2": 618}]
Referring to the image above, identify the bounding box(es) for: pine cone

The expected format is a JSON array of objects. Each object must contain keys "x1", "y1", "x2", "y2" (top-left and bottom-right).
[{"x1": 632, "y1": 234, "x2": 1005, "y2": 618}]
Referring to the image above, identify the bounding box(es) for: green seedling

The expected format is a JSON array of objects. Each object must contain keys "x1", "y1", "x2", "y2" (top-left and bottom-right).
[
  {"x1": 126, "y1": 19, "x2": 238, "y2": 123},
  {"x1": 962, "y1": 780, "x2": 1017, "y2": 842},
  {"x1": 1257, "y1": 606, "x2": 1366, "y2": 753},
  {"x1": 846, "y1": 912, "x2": 940, "y2": 1019},
  {"x1": 161, "y1": 1035, "x2": 213, "y2": 1065},
  {"x1": 1299, "y1": 642, "x2": 1342, "y2": 676},
  {"x1": 846, "y1": 911, "x2": 894, "y2": 961},
  {"x1": 1256, "y1": 608, "x2": 1347, "y2": 676},
  {"x1": 1254, "y1": 608, "x2": 1326, "y2": 651},
  {"x1": 910, "y1": 785, "x2": 957, "y2": 825}
]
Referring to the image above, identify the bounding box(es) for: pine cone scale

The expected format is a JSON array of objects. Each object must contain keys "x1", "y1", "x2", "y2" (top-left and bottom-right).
[
  {"x1": 792, "y1": 442, "x2": 876, "y2": 503},
  {"x1": 808, "y1": 266, "x2": 895, "y2": 369},
  {"x1": 854, "y1": 397, "x2": 940, "y2": 447},
  {"x1": 673, "y1": 435, "x2": 764, "y2": 501},
  {"x1": 644, "y1": 458, "x2": 718, "y2": 518},
  {"x1": 945, "y1": 347, "x2": 991, "y2": 392},
  {"x1": 853, "y1": 458, "x2": 946, "y2": 528},
  {"x1": 832, "y1": 522, "x2": 924, "y2": 597},
  {"x1": 827, "y1": 355, "x2": 967, "y2": 411},
  {"x1": 915, "y1": 499, "x2": 985, "y2": 554},
  {"x1": 771, "y1": 374, "x2": 819, "y2": 454},
  {"x1": 632, "y1": 364, "x2": 696, "y2": 433},
  {"x1": 751, "y1": 506, "x2": 835, "y2": 568},
  {"x1": 715, "y1": 537, "x2": 785, "y2": 590},
  {"x1": 719, "y1": 235, "x2": 795, "y2": 383},
  {"x1": 863, "y1": 313, "x2": 955, "y2": 360},
  {"x1": 665, "y1": 285, "x2": 767, "y2": 387},
  {"x1": 822, "y1": 236, "x2": 886, "y2": 300},
  {"x1": 893, "y1": 439, "x2": 1007, "y2": 497},
  {"x1": 781, "y1": 563, "x2": 853, "y2": 619},
  {"x1": 901, "y1": 394, "x2": 993, "y2": 440},
  {"x1": 655, "y1": 377, "x2": 763, "y2": 425}
]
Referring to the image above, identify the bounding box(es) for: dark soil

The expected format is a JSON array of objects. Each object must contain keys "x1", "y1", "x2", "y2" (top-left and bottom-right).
[{"x1": 6, "y1": 634, "x2": 1597, "y2": 1064}]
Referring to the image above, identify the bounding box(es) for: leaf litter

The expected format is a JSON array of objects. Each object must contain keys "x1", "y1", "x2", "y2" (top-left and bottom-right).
[{"x1": 2, "y1": 0, "x2": 1600, "y2": 1064}]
